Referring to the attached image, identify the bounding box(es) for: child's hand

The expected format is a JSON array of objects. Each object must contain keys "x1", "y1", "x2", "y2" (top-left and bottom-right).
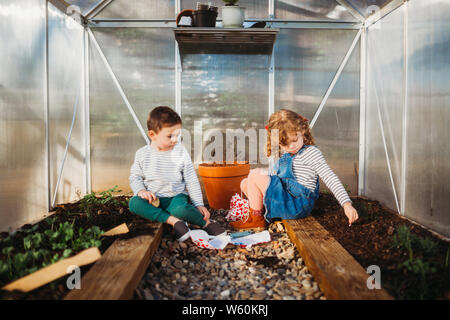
[
  {"x1": 343, "y1": 202, "x2": 358, "y2": 226},
  {"x1": 197, "y1": 206, "x2": 211, "y2": 221},
  {"x1": 138, "y1": 190, "x2": 157, "y2": 204}
]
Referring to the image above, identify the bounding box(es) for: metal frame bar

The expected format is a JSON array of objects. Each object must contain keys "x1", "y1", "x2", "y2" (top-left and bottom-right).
[
  {"x1": 268, "y1": 0, "x2": 275, "y2": 117},
  {"x1": 335, "y1": 0, "x2": 365, "y2": 22},
  {"x1": 88, "y1": 19, "x2": 361, "y2": 29},
  {"x1": 175, "y1": 0, "x2": 182, "y2": 116},
  {"x1": 373, "y1": 78, "x2": 401, "y2": 213},
  {"x1": 365, "y1": 0, "x2": 405, "y2": 29},
  {"x1": 45, "y1": 0, "x2": 51, "y2": 211},
  {"x1": 51, "y1": 35, "x2": 83, "y2": 208},
  {"x1": 84, "y1": 28, "x2": 92, "y2": 194},
  {"x1": 358, "y1": 25, "x2": 367, "y2": 196},
  {"x1": 48, "y1": 0, "x2": 86, "y2": 26},
  {"x1": 400, "y1": 1, "x2": 409, "y2": 216},
  {"x1": 87, "y1": 28, "x2": 150, "y2": 145},
  {"x1": 310, "y1": 28, "x2": 362, "y2": 128},
  {"x1": 85, "y1": 0, "x2": 115, "y2": 20}
]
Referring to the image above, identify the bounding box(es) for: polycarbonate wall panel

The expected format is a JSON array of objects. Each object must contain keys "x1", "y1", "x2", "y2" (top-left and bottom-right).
[
  {"x1": 48, "y1": 3, "x2": 86, "y2": 205},
  {"x1": 181, "y1": 0, "x2": 269, "y2": 19},
  {"x1": 405, "y1": 0, "x2": 450, "y2": 237},
  {"x1": 275, "y1": 29, "x2": 360, "y2": 195},
  {"x1": 181, "y1": 54, "x2": 269, "y2": 167},
  {"x1": 0, "y1": 0, "x2": 47, "y2": 231},
  {"x1": 365, "y1": 6, "x2": 404, "y2": 213},
  {"x1": 89, "y1": 28, "x2": 175, "y2": 193},
  {"x1": 97, "y1": 0, "x2": 176, "y2": 19},
  {"x1": 274, "y1": 0, "x2": 357, "y2": 21}
]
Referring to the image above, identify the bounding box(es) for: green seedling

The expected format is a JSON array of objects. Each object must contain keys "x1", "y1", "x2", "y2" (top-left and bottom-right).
[{"x1": 79, "y1": 185, "x2": 124, "y2": 217}]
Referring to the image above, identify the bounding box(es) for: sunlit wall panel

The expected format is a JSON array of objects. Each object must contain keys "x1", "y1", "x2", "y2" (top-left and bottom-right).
[
  {"x1": 275, "y1": 0, "x2": 357, "y2": 21},
  {"x1": 89, "y1": 28, "x2": 175, "y2": 193},
  {"x1": 0, "y1": 0, "x2": 47, "y2": 231},
  {"x1": 181, "y1": 54, "x2": 269, "y2": 167},
  {"x1": 275, "y1": 29, "x2": 360, "y2": 195},
  {"x1": 48, "y1": 3, "x2": 86, "y2": 205},
  {"x1": 97, "y1": 0, "x2": 176, "y2": 19},
  {"x1": 365, "y1": 6, "x2": 404, "y2": 212},
  {"x1": 405, "y1": 0, "x2": 450, "y2": 237}
]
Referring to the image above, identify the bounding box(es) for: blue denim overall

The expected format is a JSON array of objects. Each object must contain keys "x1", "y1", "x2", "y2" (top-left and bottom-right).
[{"x1": 263, "y1": 145, "x2": 320, "y2": 221}]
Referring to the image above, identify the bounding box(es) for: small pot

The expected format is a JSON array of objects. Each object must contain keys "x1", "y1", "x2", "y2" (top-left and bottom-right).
[
  {"x1": 193, "y1": 10, "x2": 218, "y2": 27},
  {"x1": 198, "y1": 162, "x2": 250, "y2": 209},
  {"x1": 221, "y1": 5, "x2": 245, "y2": 28}
]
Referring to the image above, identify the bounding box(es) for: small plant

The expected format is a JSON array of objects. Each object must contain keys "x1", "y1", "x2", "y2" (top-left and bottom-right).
[
  {"x1": 79, "y1": 185, "x2": 125, "y2": 217},
  {"x1": 391, "y1": 225, "x2": 414, "y2": 260},
  {"x1": 0, "y1": 221, "x2": 104, "y2": 287},
  {"x1": 223, "y1": 0, "x2": 239, "y2": 5}
]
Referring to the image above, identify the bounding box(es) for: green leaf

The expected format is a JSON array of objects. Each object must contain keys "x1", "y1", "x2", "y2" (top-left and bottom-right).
[{"x1": 62, "y1": 249, "x2": 72, "y2": 258}]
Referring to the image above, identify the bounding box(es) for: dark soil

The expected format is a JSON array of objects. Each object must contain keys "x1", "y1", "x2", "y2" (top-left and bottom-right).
[
  {"x1": 0, "y1": 196, "x2": 158, "y2": 300},
  {"x1": 311, "y1": 193, "x2": 450, "y2": 300}
]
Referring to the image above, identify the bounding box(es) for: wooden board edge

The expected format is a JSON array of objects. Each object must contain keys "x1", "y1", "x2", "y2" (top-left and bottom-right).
[
  {"x1": 283, "y1": 218, "x2": 394, "y2": 300},
  {"x1": 64, "y1": 223, "x2": 164, "y2": 300},
  {"x1": 119, "y1": 223, "x2": 164, "y2": 300}
]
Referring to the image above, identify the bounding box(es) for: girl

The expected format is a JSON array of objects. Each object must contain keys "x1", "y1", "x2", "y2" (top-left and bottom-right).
[{"x1": 230, "y1": 109, "x2": 358, "y2": 230}]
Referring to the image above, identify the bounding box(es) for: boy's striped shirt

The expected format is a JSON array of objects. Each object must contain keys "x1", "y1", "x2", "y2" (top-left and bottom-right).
[{"x1": 129, "y1": 142, "x2": 204, "y2": 207}]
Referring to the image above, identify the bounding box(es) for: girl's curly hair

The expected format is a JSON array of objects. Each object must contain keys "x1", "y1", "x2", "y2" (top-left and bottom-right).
[{"x1": 266, "y1": 109, "x2": 315, "y2": 157}]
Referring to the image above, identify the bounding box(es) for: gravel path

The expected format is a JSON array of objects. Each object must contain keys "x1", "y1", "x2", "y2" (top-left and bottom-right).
[{"x1": 134, "y1": 208, "x2": 326, "y2": 300}]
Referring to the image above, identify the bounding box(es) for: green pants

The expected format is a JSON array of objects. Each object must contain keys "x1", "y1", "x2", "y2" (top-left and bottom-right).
[{"x1": 129, "y1": 193, "x2": 206, "y2": 227}]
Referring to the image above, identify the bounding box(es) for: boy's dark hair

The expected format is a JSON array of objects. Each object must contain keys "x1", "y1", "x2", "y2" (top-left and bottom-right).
[{"x1": 147, "y1": 106, "x2": 182, "y2": 133}]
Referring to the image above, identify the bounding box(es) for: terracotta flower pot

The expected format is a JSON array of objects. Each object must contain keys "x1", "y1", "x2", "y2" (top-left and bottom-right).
[{"x1": 198, "y1": 162, "x2": 250, "y2": 209}]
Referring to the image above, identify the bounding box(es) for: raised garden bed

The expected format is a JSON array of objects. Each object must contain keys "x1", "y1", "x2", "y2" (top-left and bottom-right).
[
  {"x1": 311, "y1": 193, "x2": 450, "y2": 300},
  {"x1": 0, "y1": 187, "x2": 159, "y2": 300},
  {"x1": 3, "y1": 187, "x2": 448, "y2": 301}
]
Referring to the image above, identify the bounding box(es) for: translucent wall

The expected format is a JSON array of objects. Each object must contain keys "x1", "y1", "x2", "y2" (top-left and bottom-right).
[
  {"x1": 0, "y1": 0, "x2": 47, "y2": 231},
  {"x1": 48, "y1": 3, "x2": 86, "y2": 205},
  {"x1": 404, "y1": 0, "x2": 450, "y2": 237},
  {"x1": 97, "y1": 0, "x2": 176, "y2": 19},
  {"x1": 275, "y1": 29, "x2": 360, "y2": 195},
  {"x1": 365, "y1": 6, "x2": 404, "y2": 213},
  {"x1": 181, "y1": 53, "x2": 269, "y2": 166},
  {"x1": 89, "y1": 28, "x2": 175, "y2": 192},
  {"x1": 366, "y1": 0, "x2": 450, "y2": 237},
  {"x1": 274, "y1": 0, "x2": 357, "y2": 21}
]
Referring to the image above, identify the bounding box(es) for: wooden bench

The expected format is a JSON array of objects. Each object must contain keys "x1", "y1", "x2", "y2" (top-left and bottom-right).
[
  {"x1": 65, "y1": 223, "x2": 163, "y2": 300},
  {"x1": 283, "y1": 216, "x2": 393, "y2": 300}
]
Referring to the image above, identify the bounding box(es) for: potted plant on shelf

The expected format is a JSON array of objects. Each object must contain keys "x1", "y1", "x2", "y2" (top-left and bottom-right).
[
  {"x1": 221, "y1": 0, "x2": 246, "y2": 28},
  {"x1": 198, "y1": 161, "x2": 250, "y2": 210}
]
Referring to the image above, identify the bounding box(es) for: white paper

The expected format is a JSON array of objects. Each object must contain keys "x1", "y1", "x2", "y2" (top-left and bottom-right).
[{"x1": 229, "y1": 230, "x2": 271, "y2": 248}]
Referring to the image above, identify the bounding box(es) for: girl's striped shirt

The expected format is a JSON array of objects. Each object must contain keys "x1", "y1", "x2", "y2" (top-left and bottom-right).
[{"x1": 269, "y1": 146, "x2": 351, "y2": 207}]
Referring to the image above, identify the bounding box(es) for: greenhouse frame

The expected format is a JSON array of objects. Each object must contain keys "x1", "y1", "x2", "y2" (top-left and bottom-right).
[{"x1": 1, "y1": 0, "x2": 449, "y2": 240}]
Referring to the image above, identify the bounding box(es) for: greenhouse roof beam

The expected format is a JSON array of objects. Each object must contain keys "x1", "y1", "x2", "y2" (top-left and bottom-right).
[
  {"x1": 365, "y1": 0, "x2": 405, "y2": 28},
  {"x1": 85, "y1": 0, "x2": 115, "y2": 20},
  {"x1": 88, "y1": 19, "x2": 361, "y2": 29},
  {"x1": 48, "y1": 0, "x2": 86, "y2": 26},
  {"x1": 335, "y1": 0, "x2": 365, "y2": 22}
]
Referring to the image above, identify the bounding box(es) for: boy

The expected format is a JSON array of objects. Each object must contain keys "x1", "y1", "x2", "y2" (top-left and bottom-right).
[{"x1": 129, "y1": 106, "x2": 226, "y2": 241}]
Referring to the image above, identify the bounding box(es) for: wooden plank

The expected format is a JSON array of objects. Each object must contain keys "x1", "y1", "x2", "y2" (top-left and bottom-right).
[
  {"x1": 64, "y1": 223, "x2": 163, "y2": 300},
  {"x1": 2, "y1": 247, "x2": 101, "y2": 293},
  {"x1": 283, "y1": 217, "x2": 393, "y2": 300}
]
